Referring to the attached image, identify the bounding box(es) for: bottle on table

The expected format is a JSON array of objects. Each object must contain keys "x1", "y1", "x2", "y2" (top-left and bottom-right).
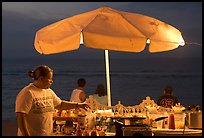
[
  {"x1": 82, "y1": 125, "x2": 89, "y2": 136},
  {"x1": 90, "y1": 126, "x2": 98, "y2": 136},
  {"x1": 168, "y1": 113, "x2": 175, "y2": 129},
  {"x1": 76, "y1": 126, "x2": 82, "y2": 136}
]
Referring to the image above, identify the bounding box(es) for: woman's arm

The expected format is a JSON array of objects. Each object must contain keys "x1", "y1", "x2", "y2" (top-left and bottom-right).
[
  {"x1": 59, "y1": 100, "x2": 90, "y2": 110},
  {"x1": 16, "y1": 112, "x2": 30, "y2": 136},
  {"x1": 59, "y1": 101, "x2": 78, "y2": 110}
]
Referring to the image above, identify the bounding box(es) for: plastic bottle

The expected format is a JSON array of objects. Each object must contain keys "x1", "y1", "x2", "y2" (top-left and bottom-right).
[
  {"x1": 168, "y1": 113, "x2": 175, "y2": 129},
  {"x1": 56, "y1": 124, "x2": 61, "y2": 134},
  {"x1": 76, "y1": 126, "x2": 82, "y2": 136},
  {"x1": 90, "y1": 127, "x2": 97, "y2": 136},
  {"x1": 98, "y1": 126, "x2": 106, "y2": 136},
  {"x1": 82, "y1": 126, "x2": 89, "y2": 136}
]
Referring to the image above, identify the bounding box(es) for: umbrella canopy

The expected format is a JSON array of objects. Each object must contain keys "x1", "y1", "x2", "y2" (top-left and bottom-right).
[{"x1": 34, "y1": 6, "x2": 185, "y2": 106}]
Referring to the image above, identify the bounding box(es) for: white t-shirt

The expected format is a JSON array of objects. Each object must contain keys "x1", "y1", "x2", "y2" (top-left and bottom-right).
[
  {"x1": 70, "y1": 89, "x2": 84, "y2": 103},
  {"x1": 92, "y1": 94, "x2": 108, "y2": 105},
  {"x1": 15, "y1": 83, "x2": 62, "y2": 136}
]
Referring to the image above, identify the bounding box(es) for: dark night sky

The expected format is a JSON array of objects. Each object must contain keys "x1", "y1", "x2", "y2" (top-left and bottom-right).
[{"x1": 2, "y1": 2, "x2": 202, "y2": 59}]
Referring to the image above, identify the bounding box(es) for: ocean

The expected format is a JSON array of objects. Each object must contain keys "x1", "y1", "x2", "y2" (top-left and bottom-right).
[{"x1": 2, "y1": 57, "x2": 202, "y2": 121}]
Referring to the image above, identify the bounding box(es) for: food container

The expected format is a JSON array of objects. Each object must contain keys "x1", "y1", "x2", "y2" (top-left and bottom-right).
[
  {"x1": 85, "y1": 111, "x2": 96, "y2": 130},
  {"x1": 78, "y1": 114, "x2": 86, "y2": 128},
  {"x1": 186, "y1": 111, "x2": 202, "y2": 129},
  {"x1": 61, "y1": 125, "x2": 74, "y2": 135},
  {"x1": 156, "y1": 120, "x2": 163, "y2": 129},
  {"x1": 174, "y1": 113, "x2": 186, "y2": 129}
]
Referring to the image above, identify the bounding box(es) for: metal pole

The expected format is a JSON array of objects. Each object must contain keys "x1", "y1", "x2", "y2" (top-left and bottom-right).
[{"x1": 105, "y1": 50, "x2": 111, "y2": 107}]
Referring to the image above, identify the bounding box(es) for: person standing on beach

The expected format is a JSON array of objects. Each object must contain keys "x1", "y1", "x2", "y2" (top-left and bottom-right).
[
  {"x1": 15, "y1": 65, "x2": 89, "y2": 136},
  {"x1": 157, "y1": 85, "x2": 179, "y2": 108},
  {"x1": 70, "y1": 78, "x2": 86, "y2": 103},
  {"x1": 91, "y1": 84, "x2": 108, "y2": 105}
]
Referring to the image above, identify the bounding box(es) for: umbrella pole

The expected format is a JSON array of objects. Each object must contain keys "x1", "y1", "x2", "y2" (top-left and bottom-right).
[{"x1": 105, "y1": 50, "x2": 111, "y2": 107}]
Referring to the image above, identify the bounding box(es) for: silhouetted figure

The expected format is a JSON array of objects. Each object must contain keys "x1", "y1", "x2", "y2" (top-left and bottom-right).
[{"x1": 157, "y1": 85, "x2": 178, "y2": 108}]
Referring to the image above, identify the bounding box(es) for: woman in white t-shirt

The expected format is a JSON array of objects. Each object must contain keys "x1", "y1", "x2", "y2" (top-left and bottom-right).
[
  {"x1": 15, "y1": 65, "x2": 89, "y2": 136},
  {"x1": 92, "y1": 84, "x2": 108, "y2": 105}
]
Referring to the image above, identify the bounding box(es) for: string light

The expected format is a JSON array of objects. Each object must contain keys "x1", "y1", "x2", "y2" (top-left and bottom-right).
[{"x1": 184, "y1": 42, "x2": 202, "y2": 46}]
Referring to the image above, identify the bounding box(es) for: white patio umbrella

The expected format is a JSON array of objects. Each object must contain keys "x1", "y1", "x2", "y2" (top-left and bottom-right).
[{"x1": 34, "y1": 6, "x2": 185, "y2": 107}]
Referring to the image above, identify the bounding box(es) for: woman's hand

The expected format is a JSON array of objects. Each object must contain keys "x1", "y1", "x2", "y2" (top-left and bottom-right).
[{"x1": 78, "y1": 103, "x2": 90, "y2": 110}]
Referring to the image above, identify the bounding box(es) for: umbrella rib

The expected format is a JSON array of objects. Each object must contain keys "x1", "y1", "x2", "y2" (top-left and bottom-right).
[
  {"x1": 115, "y1": 11, "x2": 147, "y2": 39},
  {"x1": 116, "y1": 12, "x2": 182, "y2": 46},
  {"x1": 105, "y1": 7, "x2": 184, "y2": 46},
  {"x1": 83, "y1": 15, "x2": 99, "y2": 31},
  {"x1": 81, "y1": 10, "x2": 106, "y2": 44},
  {"x1": 151, "y1": 39, "x2": 182, "y2": 45}
]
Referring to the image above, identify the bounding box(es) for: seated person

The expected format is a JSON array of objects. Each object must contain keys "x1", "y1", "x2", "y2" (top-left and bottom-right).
[
  {"x1": 91, "y1": 84, "x2": 108, "y2": 105},
  {"x1": 157, "y1": 85, "x2": 178, "y2": 108},
  {"x1": 70, "y1": 78, "x2": 86, "y2": 103}
]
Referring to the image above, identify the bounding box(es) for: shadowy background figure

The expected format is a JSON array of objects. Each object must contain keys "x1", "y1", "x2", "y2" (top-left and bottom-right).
[
  {"x1": 70, "y1": 78, "x2": 86, "y2": 103},
  {"x1": 157, "y1": 85, "x2": 178, "y2": 108},
  {"x1": 92, "y1": 84, "x2": 108, "y2": 105}
]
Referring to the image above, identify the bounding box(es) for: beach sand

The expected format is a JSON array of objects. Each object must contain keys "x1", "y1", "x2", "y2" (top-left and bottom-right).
[{"x1": 2, "y1": 120, "x2": 18, "y2": 136}]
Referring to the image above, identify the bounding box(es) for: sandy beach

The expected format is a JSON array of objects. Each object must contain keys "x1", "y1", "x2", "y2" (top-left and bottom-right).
[{"x1": 2, "y1": 120, "x2": 18, "y2": 136}]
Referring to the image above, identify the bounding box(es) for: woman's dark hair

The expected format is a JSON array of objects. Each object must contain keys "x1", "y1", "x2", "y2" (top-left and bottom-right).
[
  {"x1": 28, "y1": 65, "x2": 53, "y2": 80},
  {"x1": 95, "y1": 84, "x2": 107, "y2": 97},
  {"x1": 77, "y1": 78, "x2": 86, "y2": 87}
]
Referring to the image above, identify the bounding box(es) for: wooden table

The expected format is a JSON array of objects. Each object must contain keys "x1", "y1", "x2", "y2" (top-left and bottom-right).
[
  {"x1": 53, "y1": 116, "x2": 77, "y2": 121},
  {"x1": 111, "y1": 116, "x2": 146, "y2": 125},
  {"x1": 152, "y1": 128, "x2": 202, "y2": 136}
]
